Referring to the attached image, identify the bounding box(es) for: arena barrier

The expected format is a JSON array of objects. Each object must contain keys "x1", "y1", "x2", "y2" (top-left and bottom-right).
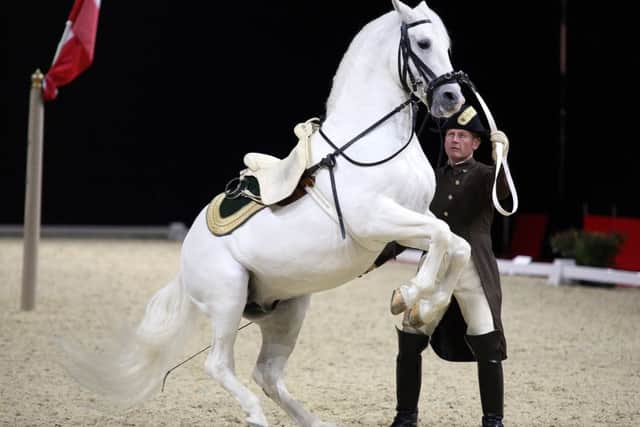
[
  {"x1": 395, "y1": 249, "x2": 640, "y2": 288},
  {"x1": 0, "y1": 223, "x2": 188, "y2": 241}
]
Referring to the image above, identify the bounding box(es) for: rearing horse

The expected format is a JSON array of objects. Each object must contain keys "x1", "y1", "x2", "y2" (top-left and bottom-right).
[{"x1": 61, "y1": 1, "x2": 473, "y2": 426}]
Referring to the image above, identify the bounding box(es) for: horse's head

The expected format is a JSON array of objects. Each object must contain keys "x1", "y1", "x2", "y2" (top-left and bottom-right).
[{"x1": 392, "y1": 0, "x2": 466, "y2": 118}]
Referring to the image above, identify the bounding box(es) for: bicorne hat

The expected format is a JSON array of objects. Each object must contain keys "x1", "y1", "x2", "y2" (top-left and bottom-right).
[{"x1": 440, "y1": 104, "x2": 488, "y2": 137}]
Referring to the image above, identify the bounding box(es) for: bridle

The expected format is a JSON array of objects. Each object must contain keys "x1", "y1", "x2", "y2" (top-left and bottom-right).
[
  {"x1": 308, "y1": 18, "x2": 474, "y2": 238},
  {"x1": 398, "y1": 20, "x2": 473, "y2": 111}
]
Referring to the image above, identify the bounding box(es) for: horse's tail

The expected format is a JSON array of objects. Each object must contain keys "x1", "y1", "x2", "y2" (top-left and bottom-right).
[{"x1": 58, "y1": 272, "x2": 196, "y2": 408}]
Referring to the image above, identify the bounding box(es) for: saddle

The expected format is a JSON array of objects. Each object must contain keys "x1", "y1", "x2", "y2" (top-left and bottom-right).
[
  {"x1": 206, "y1": 118, "x2": 319, "y2": 236},
  {"x1": 243, "y1": 117, "x2": 319, "y2": 205}
]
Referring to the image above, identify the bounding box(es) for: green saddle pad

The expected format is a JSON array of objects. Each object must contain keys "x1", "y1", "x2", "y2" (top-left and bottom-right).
[{"x1": 206, "y1": 176, "x2": 267, "y2": 236}]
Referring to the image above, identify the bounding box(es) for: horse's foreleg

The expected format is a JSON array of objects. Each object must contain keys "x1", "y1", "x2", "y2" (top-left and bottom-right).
[
  {"x1": 252, "y1": 295, "x2": 334, "y2": 427},
  {"x1": 364, "y1": 199, "x2": 453, "y2": 314},
  {"x1": 407, "y1": 233, "x2": 471, "y2": 327},
  {"x1": 393, "y1": 220, "x2": 453, "y2": 311}
]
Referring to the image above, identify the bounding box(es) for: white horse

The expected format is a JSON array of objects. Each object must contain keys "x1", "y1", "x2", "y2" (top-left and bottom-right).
[{"x1": 61, "y1": 1, "x2": 473, "y2": 426}]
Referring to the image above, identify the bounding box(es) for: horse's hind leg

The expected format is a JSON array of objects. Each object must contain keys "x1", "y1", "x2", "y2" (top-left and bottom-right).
[
  {"x1": 192, "y1": 264, "x2": 268, "y2": 426},
  {"x1": 252, "y1": 295, "x2": 334, "y2": 427},
  {"x1": 204, "y1": 297, "x2": 270, "y2": 425},
  {"x1": 181, "y1": 210, "x2": 269, "y2": 425}
]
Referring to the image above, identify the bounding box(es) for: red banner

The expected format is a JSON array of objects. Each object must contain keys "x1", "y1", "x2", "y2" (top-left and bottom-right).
[{"x1": 43, "y1": 0, "x2": 101, "y2": 101}]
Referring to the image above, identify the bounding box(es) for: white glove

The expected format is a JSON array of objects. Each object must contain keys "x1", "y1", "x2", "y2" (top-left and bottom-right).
[{"x1": 491, "y1": 130, "x2": 510, "y2": 162}]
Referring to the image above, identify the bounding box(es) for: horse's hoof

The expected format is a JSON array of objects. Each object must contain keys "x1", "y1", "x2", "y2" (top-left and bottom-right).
[
  {"x1": 413, "y1": 293, "x2": 450, "y2": 326},
  {"x1": 246, "y1": 415, "x2": 269, "y2": 427},
  {"x1": 390, "y1": 288, "x2": 408, "y2": 315},
  {"x1": 407, "y1": 303, "x2": 425, "y2": 328}
]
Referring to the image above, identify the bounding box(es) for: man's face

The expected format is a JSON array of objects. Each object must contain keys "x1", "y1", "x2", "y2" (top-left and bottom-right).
[{"x1": 444, "y1": 128, "x2": 480, "y2": 164}]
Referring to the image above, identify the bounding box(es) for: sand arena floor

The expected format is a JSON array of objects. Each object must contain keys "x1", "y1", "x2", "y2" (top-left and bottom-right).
[{"x1": 1, "y1": 238, "x2": 639, "y2": 426}]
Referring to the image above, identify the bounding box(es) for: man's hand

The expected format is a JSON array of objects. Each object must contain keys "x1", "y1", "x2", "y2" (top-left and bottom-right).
[{"x1": 491, "y1": 130, "x2": 509, "y2": 162}]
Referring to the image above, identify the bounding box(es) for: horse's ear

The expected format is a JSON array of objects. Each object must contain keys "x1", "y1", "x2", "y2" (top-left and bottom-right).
[
  {"x1": 416, "y1": 1, "x2": 430, "y2": 12},
  {"x1": 391, "y1": 0, "x2": 416, "y2": 23}
]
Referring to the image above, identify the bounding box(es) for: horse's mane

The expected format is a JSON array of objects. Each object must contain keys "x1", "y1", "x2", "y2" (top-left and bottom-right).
[{"x1": 325, "y1": 12, "x2": 397, "y2": 114}]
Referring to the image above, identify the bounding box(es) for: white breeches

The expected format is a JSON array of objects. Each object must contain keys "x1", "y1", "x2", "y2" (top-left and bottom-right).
[{"x1": 398, "y1": 259, "x2": 495, "y2": 336}]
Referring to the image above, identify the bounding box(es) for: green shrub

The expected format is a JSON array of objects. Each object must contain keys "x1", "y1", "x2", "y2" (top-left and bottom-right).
[{"x1": 550, "y1": 229, "x2": 625, "y2": 268}]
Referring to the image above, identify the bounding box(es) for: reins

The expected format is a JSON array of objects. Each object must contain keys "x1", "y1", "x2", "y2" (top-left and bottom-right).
[
  {"x1": 316, "y1": 97, "x2": 418, "y2": 168},
  {"x1": 306, "y1": 96, "x2": 419, "y2": 239}
]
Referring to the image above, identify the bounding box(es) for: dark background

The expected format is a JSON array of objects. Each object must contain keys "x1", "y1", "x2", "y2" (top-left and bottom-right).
[{"x1": 4, "y1": 1, "x2": 637, "y2": 258}]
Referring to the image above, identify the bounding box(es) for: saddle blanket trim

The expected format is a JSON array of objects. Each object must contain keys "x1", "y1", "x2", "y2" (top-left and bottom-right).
[{"x1": 206, "y1": 193, "x2": 266, "y2": 236}]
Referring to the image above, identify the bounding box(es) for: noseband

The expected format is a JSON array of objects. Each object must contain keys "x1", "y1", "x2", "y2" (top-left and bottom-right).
[{"x1": 398, "y1": 20, "x2": 474, "y2": 111}]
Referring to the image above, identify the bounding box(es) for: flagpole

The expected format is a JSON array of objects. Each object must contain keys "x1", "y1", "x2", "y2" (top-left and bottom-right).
[
  {"x1": 21, "y1": 69, "x2": 45, "y2": 311},
  {"x1": 558, "y1": 0, "x2": 568, "y2": 201}
]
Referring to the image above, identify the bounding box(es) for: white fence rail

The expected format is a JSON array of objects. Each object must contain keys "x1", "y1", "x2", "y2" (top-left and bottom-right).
[{"x1": 396, "y1": 249, "x2": 640, "y2": 288}]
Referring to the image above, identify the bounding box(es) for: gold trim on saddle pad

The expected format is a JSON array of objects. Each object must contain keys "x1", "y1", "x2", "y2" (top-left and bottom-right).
[{"x1": 206, "y1": 193, "x2": 267, "y2": 236}]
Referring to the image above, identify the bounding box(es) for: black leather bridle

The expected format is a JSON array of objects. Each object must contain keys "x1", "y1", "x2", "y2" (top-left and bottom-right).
[
  {"x1": 307, "y1": 19, "x2": 475, "y2": 238},
  {"x1": 398, "y1": 20, "x2": 475, "y2": 111}
]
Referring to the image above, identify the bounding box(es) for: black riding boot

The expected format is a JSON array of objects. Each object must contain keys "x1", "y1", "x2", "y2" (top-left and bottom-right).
[
  {"x1": 466, "y1": 331, "x2": 504, "y2": 427},
  {"x1": 390, "y1": 328, "x2": 430, "y2": 427}
]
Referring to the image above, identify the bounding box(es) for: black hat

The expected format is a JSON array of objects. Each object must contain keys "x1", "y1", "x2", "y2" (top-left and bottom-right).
[{"x1": 440, "y1": 104, "x2": 488, "y2": 137}]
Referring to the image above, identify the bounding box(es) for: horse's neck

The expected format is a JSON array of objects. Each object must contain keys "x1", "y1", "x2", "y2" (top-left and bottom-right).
[
  {"x1": 320, "y1": 16, "x2": 413, "y2": 161},
  {"x1": 324, "y1": 78, "x2": 411, "y2": 141}
]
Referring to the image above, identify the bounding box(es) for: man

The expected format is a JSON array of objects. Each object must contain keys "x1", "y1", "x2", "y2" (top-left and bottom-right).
[{"x1": 376, "y1": 104, "x2": 511, "y2": 427}]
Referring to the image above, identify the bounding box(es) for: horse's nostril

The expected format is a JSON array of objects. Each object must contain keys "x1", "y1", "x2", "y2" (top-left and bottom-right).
[{"x1": 443, "y1": 91, "x2": 456, "y2": 101}]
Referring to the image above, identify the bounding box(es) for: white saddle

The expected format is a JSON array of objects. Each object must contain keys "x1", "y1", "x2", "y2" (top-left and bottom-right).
[{"x1": 242, "y1": 118, "x2": 319, "y2": 205}]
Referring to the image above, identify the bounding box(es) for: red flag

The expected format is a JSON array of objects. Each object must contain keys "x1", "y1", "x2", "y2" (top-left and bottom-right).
[{"x1": 43, "y1": 0, "x2": 101, "y2": 101}]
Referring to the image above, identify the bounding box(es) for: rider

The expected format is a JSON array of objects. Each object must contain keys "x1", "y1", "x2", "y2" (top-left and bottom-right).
[{"x1": 374, "y1": 103, "x2": 511, "y2": 427}]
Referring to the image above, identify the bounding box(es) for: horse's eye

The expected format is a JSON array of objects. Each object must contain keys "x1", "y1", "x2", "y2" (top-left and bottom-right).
[{"x1": 417, "y1": 40, "x2": 431, "y2": 50}]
